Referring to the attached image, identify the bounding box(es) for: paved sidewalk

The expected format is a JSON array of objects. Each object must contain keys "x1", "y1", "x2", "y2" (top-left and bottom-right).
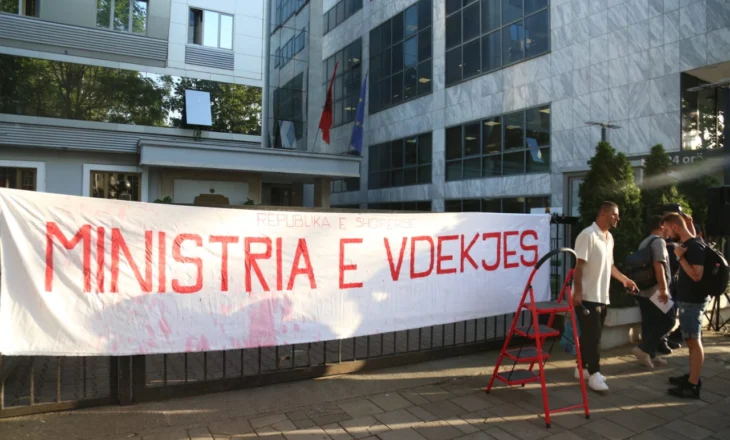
[{"x1": 1, "y1": 334, "x2": 729, "y2": 440}]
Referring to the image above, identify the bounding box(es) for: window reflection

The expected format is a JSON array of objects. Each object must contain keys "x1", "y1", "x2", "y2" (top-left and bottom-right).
[
  {"x1": 369, "y1": 133, "x2": 433, "y2": 189},
  {"x1": 0, "y1": 54, "x2": 262, "y2": 135},
  {"x1": 681, "y1": 73, "x2": 725, "y2": 151}
]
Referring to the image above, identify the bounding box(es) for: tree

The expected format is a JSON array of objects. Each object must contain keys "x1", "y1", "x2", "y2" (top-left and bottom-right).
[
  {"x1": 641, "y1": 144, "x2": 690, "y2": 221},
  {"x1": 679, "y1": 175, "x2": 720, "y2": 231},
  {"x1": 164, "y1": 78, "x2": 262, "y2": 136},
  {"x1": 579, "y1": 141, "x2": 643, "y2": 307}
]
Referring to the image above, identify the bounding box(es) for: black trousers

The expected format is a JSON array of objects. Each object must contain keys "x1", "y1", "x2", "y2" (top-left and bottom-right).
[
  {"x1": 638, "y1": 296, "x2": 675, "y2": 358},
  {"x1": 578, "y1": 301, "x2": 608, "y2": 375}
]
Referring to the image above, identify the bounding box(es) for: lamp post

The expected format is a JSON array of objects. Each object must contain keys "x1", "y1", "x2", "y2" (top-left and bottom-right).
[
  {"x1": 585, "y1": 121, "x2": 622, "y2": 143},
  {"x1": 686, "y1": 77, "x2": 730, "y2": 185}
]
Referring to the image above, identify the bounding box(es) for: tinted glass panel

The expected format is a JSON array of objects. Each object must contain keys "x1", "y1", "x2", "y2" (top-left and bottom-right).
[
  {"x1": 503, "y1": 0, "x2": 522, "y2": 23},
  {"x1": 482, "y1": 31, "x2": 501, "y2": 72},
  {"x1": 464, "y1": 123, "x2": 481, "y2": 156},
  {"x1": 483, "y1": 117, "x2": 502, "y2": 153},
  {"x1": 502, "y1": 197, "x2": 525, "y2": 213},
  {"x1": 369, "y1": 0, "x2": 432, "y2": 114},
  {"x1": 463, "y1": 199, "x2": 481, "y2": 212},
  {"x1": 446, "y1": 47, "x2": 462, "y2": 85},
  {"x1": 482, "y1": 155, "x2": 502, "y2": 176},
  {"x1": 0, "y1": 53, "x2": 262, "y2": 135},
  {"x1": 463, "y1": 2, "x2": 481, "y2": 41},
  {"x1": 503, "y1": 21, "x2": 525, "y2": 64},
  {"x1": 526, "y1": 106, "x2": 550, "y2": 147},
  {"x1": 323, "y1": 39, "x2": 362, "y2": 126},
  {"x1": 527, "y1": 147, "x2": 550, "y2": 173},
  {"x1": 368, "y1": 132, "x2": 432, "y2": 189},
  {"x1": 463, "y1": 158, "x2": 482, "y2": 179},
  {"x1": 504, "y1": 111, "x2": 524, "y2": 150},
  {"x1": 462, "y1": 39, "x2": 481, "y2": 78},
  {"x1": 502, "y1": 151, "x2": 525, "y2": 175},
  {"x1": 525, "y1": 10, "x2": 549, "y2": 58},
  {"x1": 446, "y1": 161, "x2": 462, "y2": 181},
  {"x1": 446, "y1": 12, "x2": 462, "y2": 48},
  {"x1": 405, "y1": 5, "x2": 418, "y2": 37},
  {"x1": 482, "y1": 0, "x2": 501, "y2": 33},
  {"x1": 446, "y1": 126, "x2": 463, "y2": 160},
  {"x1": 482, "y1": 199, "x2": 502, "y2": 212},
  {"x1": 525, "y1": 0, "x2": 548, "y2": 14}
]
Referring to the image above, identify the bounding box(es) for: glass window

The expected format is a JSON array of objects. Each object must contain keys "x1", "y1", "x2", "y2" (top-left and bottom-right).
[
  {"x1": 0, "y1": 53, "x2": 263, "y2": 136},
  {"x1": 90, "y1": 171, "x2": 142, "y2": 201},
  {"x1": 369, "y1": 0, "x2": 432, "y2": 114},
  {"x1": 446, "y1": 105, "x2": 550, "y2": 182},
  {"x1": 502, "y1": 197, "x2": 525, "y2": 213},
  {"x1": 681, "y1": 72, "x2": 725, "y2": 151},
  {"x1": 323, "y1": 39, "x2": 362, "y2": 127},
  {"x1": 96, "y1": 0, "x2": 147, "y2": 34},
  {"x1": 324, "y1": 0, "x2": 363, "y2": 35},
  {"x1": 188, "y1": 9, "x2": 234, "y2": 49},
  {"x1": 446, "y1": 196, "x2": 549, "y2": 213},
  {"x1": 368, "y1": 133, "x2": 432, "y2": 189},
  {"x1": 463, "y1": 199, "x2": 481, "y2": 212},
  {"x1": 446, "y1": 0, "x2": 549, "y2": 86},
  {"x1": 0, "y1": 167, "x2": 37, "y2": 191}
]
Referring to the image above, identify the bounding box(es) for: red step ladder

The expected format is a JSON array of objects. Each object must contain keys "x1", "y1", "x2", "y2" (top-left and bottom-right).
[{"x1": 485, "y1": 248, "x2": 590, "y2": 428}]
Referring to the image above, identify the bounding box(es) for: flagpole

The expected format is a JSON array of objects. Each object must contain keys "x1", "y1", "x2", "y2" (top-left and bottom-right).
[{"x1": 312, "y1": 127, "x2": 322, "y2": 153}]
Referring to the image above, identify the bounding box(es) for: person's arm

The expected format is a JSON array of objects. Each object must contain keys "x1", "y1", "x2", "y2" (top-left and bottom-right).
[
  {"x1": 573, "y1": 259, "x2": 585, "y2": 306},
  {"x1": 653, "y1": 261, "x2": 669, "y2": 303},
  {"x1": 611, "y1": 265, "x2": 639, "y2": 291},
  {"x1": 572, "y1": 233, "x2": 589, "y2": 306},
  {"x1": 675, "y1": 243, "x2": 704, "y2": 282}
]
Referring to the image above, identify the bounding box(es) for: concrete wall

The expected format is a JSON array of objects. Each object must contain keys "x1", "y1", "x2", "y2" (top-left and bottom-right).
[
  {"x1": 0, "y1": 147, "x2": 139, "y2": 197},
  {"x1": 326, "y1": 0, "x2": 730, "y2": 212},
  {"x1": 168, "y1": 0, "x2": 265, "y2": 85},
  {"x1": 38, "y1": 0, "x2": 171, "y2": 39}
]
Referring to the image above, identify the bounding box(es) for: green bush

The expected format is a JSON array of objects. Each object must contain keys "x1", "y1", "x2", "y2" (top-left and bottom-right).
[
  {"x1": 579, "y1": 142, "x2": 643, "y2": 307},
  {"x1": 642, "y1": 144, "x2": 690, "y2": 220}
]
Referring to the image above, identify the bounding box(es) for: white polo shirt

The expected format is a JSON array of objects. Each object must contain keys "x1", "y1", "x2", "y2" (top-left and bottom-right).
[{"x1": 574, "y1": 222, "x2": 614, "y2": 305}]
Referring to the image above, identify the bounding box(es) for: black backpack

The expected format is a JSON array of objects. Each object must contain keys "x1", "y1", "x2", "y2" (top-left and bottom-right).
[
  {"x1": 700, "y1": 240, "x2": 729, "y2": 298},
  {"x1": 624, "y1": 237, "x2": 660, "y2": 290}
]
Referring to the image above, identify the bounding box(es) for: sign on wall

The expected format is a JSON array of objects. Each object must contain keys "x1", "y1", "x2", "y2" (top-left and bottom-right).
[{"x1": 0, "y1": 189, "x2": 551, "y2": 356}]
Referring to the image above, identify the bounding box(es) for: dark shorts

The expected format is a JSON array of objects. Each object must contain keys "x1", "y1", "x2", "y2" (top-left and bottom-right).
[{"x1": 678, "y1": 301, "x2": 708, "y2": 340}]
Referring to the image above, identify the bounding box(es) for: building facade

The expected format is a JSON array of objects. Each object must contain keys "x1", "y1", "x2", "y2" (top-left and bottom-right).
[
  {"x1": 316, "y1": 0, "x2": 729, "y2": 215},
  {"x1": 0, "y1": 0, "x2": 360, "y2": 207}
]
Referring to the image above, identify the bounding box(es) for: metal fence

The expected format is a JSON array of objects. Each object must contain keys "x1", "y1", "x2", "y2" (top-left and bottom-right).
[{"x1": 1, "y1": 212, "x2": 577, "y2": 418}]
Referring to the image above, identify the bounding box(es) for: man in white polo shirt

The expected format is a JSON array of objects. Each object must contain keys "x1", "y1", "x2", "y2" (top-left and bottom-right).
[{"x1": 573, "y1": 201, "x2": 638, "y2": 394}]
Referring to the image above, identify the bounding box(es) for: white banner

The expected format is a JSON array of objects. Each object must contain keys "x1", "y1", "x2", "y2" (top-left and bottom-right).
[{"x1": 0, "y1": 189, "x2": 551, "y2": 356}]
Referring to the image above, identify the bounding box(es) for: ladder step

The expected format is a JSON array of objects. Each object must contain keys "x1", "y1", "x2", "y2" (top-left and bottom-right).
[
  {"x1": 524, "y1": 300, "x2": 571, "y2": 314},
  {"x1": 505, "y1": 347, "x2": 551, "y2": 362},
  {"x1": 514, "y1": 324, "x2": 560, "y2": 338},
  {"x1": 495, "y1": 369, "x2": 540, "y2": 385}
]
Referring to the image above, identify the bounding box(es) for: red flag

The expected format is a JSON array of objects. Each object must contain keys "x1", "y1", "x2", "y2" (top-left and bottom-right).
[{"x1": 318, "y1": 61, "x2": 338, "y2": 145}]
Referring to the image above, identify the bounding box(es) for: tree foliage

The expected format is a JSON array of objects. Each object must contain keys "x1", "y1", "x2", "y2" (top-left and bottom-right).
[
  {"x1": 642, "y1": 144, "x2": 690, "y2": 221},
  {"x1": 679, "y1": 175, "x2": 720, "y2": 231},
  {"x1": 0, "y1": 54, "x2": 262, "y2": 136},
  {"x1": 579, "y1": 141, "x2": 643, "y2": 307}
]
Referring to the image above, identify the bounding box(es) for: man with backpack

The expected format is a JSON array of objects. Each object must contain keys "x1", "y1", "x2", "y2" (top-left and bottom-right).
[
  {"x1": 662, "y1": 212, "x2": 717, "y2": 398},
  {"x1": 628, "y1": 216, "x2": 674, "y2": 368}
]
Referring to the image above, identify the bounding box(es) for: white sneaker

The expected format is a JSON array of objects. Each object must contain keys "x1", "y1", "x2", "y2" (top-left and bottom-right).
[
  {"x1": 651, "y1": 356, "x2": 668, "y2": 366},
  {"x1": 575, "y1": 367, "x2": 605, "y2": 381},
  {"x1": 632, "y1": 346, "x2": 655, "y2": 369},
  {"x1": 588, "y1": 372, "x2": 610, "y2": 395}
]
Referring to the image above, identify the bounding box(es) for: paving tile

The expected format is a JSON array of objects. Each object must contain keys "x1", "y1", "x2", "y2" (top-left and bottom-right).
[
  {"x1": 402, "y1": 390, "x2": 431, "y2": 405},
  {"x1": 419, "y1": 400, "x2": 469, "y2": 418},
  {"x1": 543, "y1": 431, "x2": 588, "y2": 440},
  {"x1": 271, "y1": 420, "x2": 298, "y2": 433},
  {"x1": 407, "y1": 406, "x2": 440, "y2": 422},
  {"x1": 207, "y1": 419, "x2": 255, "y2": 437},
  {"x1": 606, "y1": 408, "x2": 664, "y2": 432},
  {"x1": 459, "y1": 410, "x2": 492, "y2": 430},
  {"x1": 483, "y1": 427, "x2": 521, "y2": 440},
  {"x1": 188, "y1": 428, "x2": 214, "y2": 440},
  {"x1": 629, "y1": 430, "x2": 674, "y2": 440},
  {"x1": 310, "y1": 412, "x2": 352, "y2": 426},
  {"x1": 450, "y1": 395, "x2": 492, "y2": 412},
  {"x1": 377, "y1": 428, "x2": 428, "y2": 440},
  {"x1": 320, "y1": 423, "x2": 353, "y2": 440},
  {"x1": 441, "y1": 416, "x2": 480, "y2": 434},
  {"x1": 141, "y1": 430, "x2": 191, "y2": 440},
  {"x1": 494, "y1": 420, "x2": 551, "y2": 440},
  {"x1": 367, "y1": 423, "x2": 390, "y2": 436},
  {"x1": 369, "y1": 393, "x2": 413, "y2": 411},
  {"x1": 680, "y1": 410, "x2": 730, "y2": 431},
  {"x1": 212, "y1": 435, "x2": 231, "y2": 440},
  {"x1": 453, "y1": 433, "x2": 497, "y2": 440},
  {"x1": 375, "y1": 409, "x2": 424, "y2": 429},
  {"x1": 582, "y1": 418, "x2": 635, "y2": 440},
  {"x1": 338, "y1": 400, "x2": 384, "y2": 418},
  {"x1": 250, "y1": 414, "x2": 289, "y2": 429},
  {"x1": 282, "y1": 427, "x2": 330, "y2": 440},
  {"x1": 339, "y1": 416, "x2": 378, "y2": 439},
  {"x1": 292, "y1": 418, "x2": 318, "y2": 430},
  {"x1": 413, "y1": 420, "x2": 464, "y2": 440},
  {"x1": 415, "y1": 385, "x2": 456, "y2": 402},
  {"x1": 286, "y1": 411, "x2": 309, "y2": 421},
  {"x1": 662, "y1": 419, "x2": 714, "y2": 440}
]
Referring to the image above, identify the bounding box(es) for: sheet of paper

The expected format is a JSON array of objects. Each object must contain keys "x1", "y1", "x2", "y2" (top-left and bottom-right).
[{"x1": 650, "y1": 291, "x2": 674, "y2": 314}]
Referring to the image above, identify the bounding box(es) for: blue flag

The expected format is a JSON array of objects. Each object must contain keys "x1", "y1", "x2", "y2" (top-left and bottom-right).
[{"x1": 349, "y1": 72, "x2": 368, "y2": 155}]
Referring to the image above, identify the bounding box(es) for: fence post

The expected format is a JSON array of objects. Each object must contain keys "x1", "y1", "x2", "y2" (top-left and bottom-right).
[{"x1": 117, "y1": 356, "x2": 133, "y2": 405}]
